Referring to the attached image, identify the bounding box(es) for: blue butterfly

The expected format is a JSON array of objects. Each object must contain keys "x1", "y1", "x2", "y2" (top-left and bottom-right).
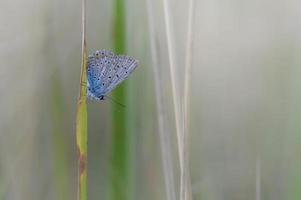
[{"x1": 87, "y1": 50, "x2": 138, "y2": 100}]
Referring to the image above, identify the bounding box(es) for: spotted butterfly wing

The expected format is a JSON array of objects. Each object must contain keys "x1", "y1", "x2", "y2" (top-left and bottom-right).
[{"x1": 87, "y1": 50, "x2": 138, "y2": 100}]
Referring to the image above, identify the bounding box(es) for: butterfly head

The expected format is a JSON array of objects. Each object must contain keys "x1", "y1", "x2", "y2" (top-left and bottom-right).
[{"x1": 87, "y1": 89, "x2": 105, "y2": 101}]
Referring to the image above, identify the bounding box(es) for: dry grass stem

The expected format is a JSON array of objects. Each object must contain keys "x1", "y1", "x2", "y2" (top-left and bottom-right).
[
  {"x1": 182, "y1": 0, "x2": 195, "y2": 198},
  {"x1": 146, "y1": 0, "x2": 177, "y2": 199},
  {"x1": 162, "y1": 0, "x2": 184, "y2": 173}
]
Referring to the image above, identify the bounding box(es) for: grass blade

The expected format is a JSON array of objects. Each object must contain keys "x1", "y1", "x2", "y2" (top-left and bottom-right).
[
  {"x1": 110, "y1": 0, "x2": 131, "y2": 199},
  {"x1": 182, "y1": 0, "x2": 195, "y2": 199},
  {"x1": 162, "y1": 0, "x2": 183, "y2": 172},
  {"x1": 76, "y1": 0, "x2": 88, "y2": 199},
  {"x1": 51, "y1": 74, "x2": 69, "y2": 200},
  {"x1": 146, "y1": 0, "x2": 176, "y2": 200},
  {"x1": 162, "y1": 0, "x2": 186, "y2": 199}
]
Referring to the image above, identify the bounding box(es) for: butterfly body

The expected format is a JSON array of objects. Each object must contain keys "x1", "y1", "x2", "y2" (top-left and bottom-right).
[{"x1": 87, "y1": 50, "x2": 138, "y2": 100}]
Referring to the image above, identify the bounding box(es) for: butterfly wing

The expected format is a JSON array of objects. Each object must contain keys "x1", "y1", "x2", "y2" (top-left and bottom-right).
[
  {"x1": 102, "y1": 55, "x2": 138, "y2": 95},
  {"x1": 87, "y1": 50, "x2": 138, "y2": 100},
  {"x1": 87, "y1": 55, "x2": 99, "y2": 99},
  {"x1": 87, "y1": 50, "x2": 114, "y2": 99}
]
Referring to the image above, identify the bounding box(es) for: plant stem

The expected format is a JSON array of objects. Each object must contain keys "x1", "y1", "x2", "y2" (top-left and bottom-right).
[
  {"x1": 182, "y1": 0, "x2": 195, "y2": 199},
  {"x1": 162, "y1": 0, "x2": 184, "y2": 172},
  {"x1": 146, "y1": 0, "x2": 176, "y2": 199},
  {"x1": 110, "y1": 0, "x2": 130, "y2": 199},
  {"x1": 76, "y1": 0, "x2": 88, "y2": 199}
]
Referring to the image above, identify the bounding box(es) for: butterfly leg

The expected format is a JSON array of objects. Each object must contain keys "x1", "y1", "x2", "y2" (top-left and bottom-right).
[{"x1": 105, "y1": 95, "x2": 125, "y2": 108}]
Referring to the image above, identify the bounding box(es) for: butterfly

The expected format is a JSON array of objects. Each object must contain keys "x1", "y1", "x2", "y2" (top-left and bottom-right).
[{"x1": 87, "y1": 49, "x2": 138, "y2": 100}]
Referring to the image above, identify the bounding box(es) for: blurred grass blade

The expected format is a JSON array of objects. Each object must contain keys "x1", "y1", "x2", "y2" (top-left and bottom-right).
[
  {"x1": 162, "y1": 0, "x2": 183, "y2": 171},
  {"x1": 182, "y1": 0, "x2": 195, "y2": 199},
  {"x1": 76, "y1": 0, "x2": 88, "y2": 199},
  {"x1": 162, "y1": 0, "x2": 185, "y2": 199},
  {"x1": 110, "y1": 0, "x2": 131, "y2": 199},
  {"x1": 146, "y1": 0, "x2": 176, "y2": 200},
  {"x1": 51, "y1": 74, "x2": 69, "y2": 200}
]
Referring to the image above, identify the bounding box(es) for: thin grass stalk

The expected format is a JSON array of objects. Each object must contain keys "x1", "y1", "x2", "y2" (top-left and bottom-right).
[
  {"x1": 162, "y1": 0, "x2": 184, "y2": 173},
  {"x1": 110, "y1": 0, "x2": 130, "y2": 199},
  {"x1": 162, "y1": 0, "x2": 186, "y2": 199},
  {"x1": 182, "y1": 0, "x2": 195, "y2": 199},
  {"x1": 146, "y1": 0, "x2": 176, "y2": 199},
  {"x1": 76, "y1": 0, "x2": 88, "y2": 199}
]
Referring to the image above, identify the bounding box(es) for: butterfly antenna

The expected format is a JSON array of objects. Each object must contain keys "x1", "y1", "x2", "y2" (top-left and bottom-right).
[{"x1": 105, "y1": 95, "x2": 126, "y2": 108}]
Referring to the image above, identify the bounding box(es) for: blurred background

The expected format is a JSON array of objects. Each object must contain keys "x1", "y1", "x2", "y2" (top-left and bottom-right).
[{"x1": 1, "y1": 0, "x2": 301, "y2": 199}]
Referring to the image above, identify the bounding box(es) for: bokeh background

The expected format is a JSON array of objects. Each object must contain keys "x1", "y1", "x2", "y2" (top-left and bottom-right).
[{"x1": 1, "y1": 0, "x2": 301, "y2": 199}]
